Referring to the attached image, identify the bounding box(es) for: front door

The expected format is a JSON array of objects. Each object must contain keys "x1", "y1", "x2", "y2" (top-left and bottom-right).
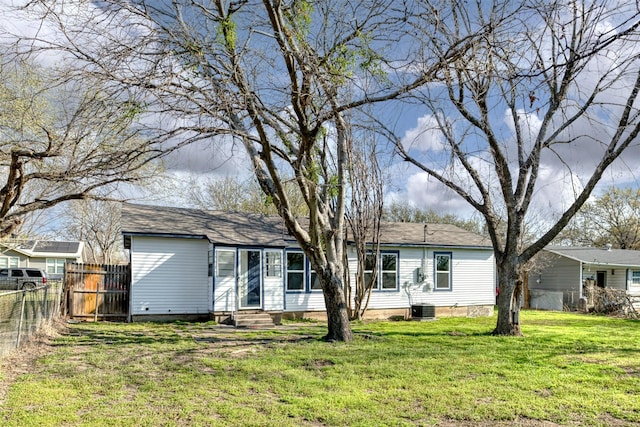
[{"x1": 239, "y1": 250, "x2": 262, "y2": 309}]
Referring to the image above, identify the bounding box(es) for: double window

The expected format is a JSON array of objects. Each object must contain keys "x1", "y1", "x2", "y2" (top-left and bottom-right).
[
  {"x1": 434, "y1": 252, "x2": 452, "y2": 290},
  {"x1": 0, "y1": 257, "x2": 19, "y2": 269},
  {"x1": 286, "y1": 250, "x2": 399, "y2": 292},
  {"x1": 631, "y1": 270, "x2": 640, "y2": 285},
  {"x1": 46, "y1": 258, "x2": 66, "y2": 275},
  {"x1": 363, "y1": 252, "x2": 399, "y2": 291}
]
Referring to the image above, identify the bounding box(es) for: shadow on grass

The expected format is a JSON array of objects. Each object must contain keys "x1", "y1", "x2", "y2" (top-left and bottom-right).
[{"x1": 53, "y1": 321, "x2": 329, "y2": 351}]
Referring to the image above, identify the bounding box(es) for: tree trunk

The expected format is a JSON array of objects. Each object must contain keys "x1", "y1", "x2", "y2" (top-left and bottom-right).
[
  {"x1": 493, "y1": 257, "x2": 523, "y2": 336},
  {"x1": 321, "y1": 271, "x2": 354, "y2": 342}
]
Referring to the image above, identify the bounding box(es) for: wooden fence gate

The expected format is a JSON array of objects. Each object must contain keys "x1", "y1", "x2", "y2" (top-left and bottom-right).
[{"x1": 64, "y1": 263, "x2": 131, "y2": 321}]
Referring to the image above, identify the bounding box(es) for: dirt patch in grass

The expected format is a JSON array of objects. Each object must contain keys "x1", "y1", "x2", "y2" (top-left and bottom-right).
[
  {"x1": 436, "y1": 420, "x2": 563, "y2": 426},
  {"x1": 434, "y1": 414, "x2": 640, "y2": 426},
  {"x1": 437, "y1": 421, "x2": 563, "y2": 426},
  {"x1": 0, "y1": 319, "x2": 67, "y2": 406}
]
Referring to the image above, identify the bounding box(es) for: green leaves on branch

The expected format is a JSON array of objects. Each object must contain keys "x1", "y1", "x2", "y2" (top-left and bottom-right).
[
  {"x1": 121, "y1": 100, "x2": 146, "y2": 121},
  {"x1": 327, "y1": 34, "x2": 386, "y2": 85},
  {"x1": 216, "y1": 16, "x2": 237, "y2": 51},
  {"x1": 284, "y1": 0, "x2": 313, "y2": 40}
]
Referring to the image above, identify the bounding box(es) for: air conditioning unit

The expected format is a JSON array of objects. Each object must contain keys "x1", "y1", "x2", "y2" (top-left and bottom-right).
[{"x1": 411, "y1": 304, "x2": 436, "y2": 320}]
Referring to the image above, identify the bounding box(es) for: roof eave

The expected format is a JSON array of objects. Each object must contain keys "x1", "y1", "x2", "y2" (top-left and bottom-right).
[
  {"x1": 349, "y1": 242, "x2": 493, "y2": 250},
  {"x1": 122, "y1": 231, "x2": 210, "y2": 241},
  {"x1": 544, "y1": 249, "x2": 640, "y2": 268}
]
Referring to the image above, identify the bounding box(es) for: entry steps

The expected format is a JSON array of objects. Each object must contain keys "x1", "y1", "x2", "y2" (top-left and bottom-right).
[{"x1": 234, "y1": 311, "x2": 279, "y2": 328}]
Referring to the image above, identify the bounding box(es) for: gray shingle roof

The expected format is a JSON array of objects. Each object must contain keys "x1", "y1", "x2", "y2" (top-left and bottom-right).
[
  {"x1": 121, "y1": 203, "x2": 492, "y2": 249},
  {"x1": 545, "y1": 246, "x2": 640, "y2": 267},
  {"x1": 121, "y1": 204, "x2": 290, "y2": 247},
  {"x1": 377, "y1": 222, "x2": 491, "y2": 247}
]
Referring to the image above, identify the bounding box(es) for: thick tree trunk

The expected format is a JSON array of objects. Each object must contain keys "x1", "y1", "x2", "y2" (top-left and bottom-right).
[
  {"x1": 493, "y1": 257, "x2": 523, "y2": 336},
  {"x1": 322, "y1": 271, "x2": 354, "y2": 342}
]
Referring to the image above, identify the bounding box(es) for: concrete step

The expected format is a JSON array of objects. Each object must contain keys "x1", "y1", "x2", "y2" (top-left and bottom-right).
[{"x1": 234, "y1": 311, "x2": 277, "y2": 328}]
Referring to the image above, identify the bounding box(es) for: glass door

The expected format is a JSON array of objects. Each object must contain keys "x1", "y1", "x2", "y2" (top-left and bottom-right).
[{"x1": 239, "y1": 250, "x2": 262, "y2": 309}]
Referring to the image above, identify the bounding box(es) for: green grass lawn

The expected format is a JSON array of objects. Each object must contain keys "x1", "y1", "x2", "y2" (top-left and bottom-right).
[{"x1": 1, "y1": 310, "x2": 639, "y2": 426}]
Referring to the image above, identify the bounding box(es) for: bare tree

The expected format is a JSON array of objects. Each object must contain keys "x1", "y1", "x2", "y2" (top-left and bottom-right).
[
  {"x1": 62, "y1": 200, "x2": 124, "y2": 264},
  {"x1": 557, "y1": 186, "x2": 640, "y2": 249},
  {"x1": 17, "y1": 0, "x2": 356, "y2": 341},
  {"x1": 182, "y1": 175, "x2": 308, "y2": 216},
  {"x1": 383, "y1": 202, "x2": 484, "y2": 234},
  {"x1": 20, "y1": 0, "x2": 484, "y2": 340},
  {"x1": 344, "y1": 131, "x2": 385, "y2": 320},
  {"x1": 394, "y1": 1, "x2": 640, "y2": 334},
  {"x1": 0, "y1": 55, "x2": 164, "y2": 238}
]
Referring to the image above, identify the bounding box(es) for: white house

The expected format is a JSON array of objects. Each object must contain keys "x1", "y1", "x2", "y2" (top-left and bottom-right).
[
  {"x1": 530, "y1": 246, "x2": 640, "y2": 310},
  {"x1": 121, "y1": 204, "x2": 496, "y2": 323},
  {"x1": 0, "y1": 240, "x2": 85, "y2": 280}
]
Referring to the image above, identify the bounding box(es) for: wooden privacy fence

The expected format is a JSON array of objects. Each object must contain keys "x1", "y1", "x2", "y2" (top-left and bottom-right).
[{"x1": 64, "y1": 263, "x2": 130, "y2": 321}]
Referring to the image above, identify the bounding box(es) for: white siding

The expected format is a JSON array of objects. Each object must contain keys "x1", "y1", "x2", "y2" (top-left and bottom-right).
[
  {"x1": 213, "y1": 277, "x2": 236, "y2": 311},
  {"x1": 286, "y1": 292, "x2": 326, "y2": 311},
  {"x1": 263, "y1": 250, "x2": 284, "y2": 311},
  {"x1": 131, "y1": 237, "x2": 210, "y2": 315},
  {"x1": 341, "y1": 246, "x2": 495, "y2": 311},
  {"x1": 213, "y1": 248, "x2": 236, "y2": 312},
  {"x1": 420, "y1": 247, "x2": 495, "y2": 307}
]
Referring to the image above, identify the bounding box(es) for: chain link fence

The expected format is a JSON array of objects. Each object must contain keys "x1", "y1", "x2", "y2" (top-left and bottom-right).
[{"x1": 0, "y1": 280, "x2": 63, "y2": 358}]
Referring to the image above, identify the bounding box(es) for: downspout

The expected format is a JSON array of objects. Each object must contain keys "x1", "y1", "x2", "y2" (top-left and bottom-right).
[
  {"x1": 579, "y1": 261, "x2": 583, "y2": 300},
  {"x1": 127, "y1": 237, "x2": 133, "y2": 323},
  {"x1": 423, "y1": 225, "x2": 428, "y2": 284},
  {"x1": 210, "y1": 242, "x2": 215, "y2": 315},
  {"x1": 234, "y1": 248, "x2": 239, "y2": 328}
]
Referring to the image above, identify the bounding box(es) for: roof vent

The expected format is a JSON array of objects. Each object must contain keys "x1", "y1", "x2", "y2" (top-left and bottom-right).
[{"x1": 605, "y1": 243, "x2": 612, "y2": 251}]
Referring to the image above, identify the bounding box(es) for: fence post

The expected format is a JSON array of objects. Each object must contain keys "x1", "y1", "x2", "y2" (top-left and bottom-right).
[
  {"x1": 16, "y1": 290, "x2": 27, "y2": 349},
  {"x1": 94, "y1": 279, "x2": 100, "y2": 322},
  {"x1": 43, "y1": 285, "x2": 49, "y2": 320}
]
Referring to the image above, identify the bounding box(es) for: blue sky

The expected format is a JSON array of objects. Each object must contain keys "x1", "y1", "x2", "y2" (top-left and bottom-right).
[{"x1": 2, "y1": 0, "x2": 640, "y2": 227}]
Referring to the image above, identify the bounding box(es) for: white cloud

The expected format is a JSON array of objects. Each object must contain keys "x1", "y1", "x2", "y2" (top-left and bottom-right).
[
  {"x1": 400, "y1": 113, "x2": 446, "y2": 152},
  {"x1": 404, "y1": 172, "x2": 473, "y2": 214}
]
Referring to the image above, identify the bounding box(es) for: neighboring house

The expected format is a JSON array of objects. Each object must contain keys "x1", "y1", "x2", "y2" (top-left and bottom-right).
[
  {"x1": 530, "y1": 246, "x2": 640, "y2": 311},
  {"x1": 121, "y1": 204, "x2": 496, "y2": 322},
  {"x1": 0, "y1": 240, "x2": 85, "y2": 279}
]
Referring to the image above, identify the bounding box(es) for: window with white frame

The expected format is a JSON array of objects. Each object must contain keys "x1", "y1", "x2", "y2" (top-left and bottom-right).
[
  {"x1": 46, "y1": 258, "x2": 66, "y2": 275},
  {"x1": 632, "y1": 270, "x2": 640, "y2": 285},
  {"x1": 286, "y1": 252, "x2": 305, "y2": 291},
  {"x1": 265, "y1": 251, "x2": 282, "y2": 278},
  {"x1": 216, "y1": 249, "x2": 235, "y2": 277},
  {"x1": 360, "y1": 252, "x2": 399, "y2": 291},
  {"x1": 380, "y1": 253, "x2": 399, "y2": 290},
  {"x1": 434, "y1": 252, "x2": 452, "y2": 290},
  {"x1": 364, "y1": 253, "x2": 376, "y2": 287},
  {"x1": 310, "y1": 264, "x2": 322, "y2": 290},
  {"x1": 0, "y1": 256, "x2": 19, "y2": 268}
]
